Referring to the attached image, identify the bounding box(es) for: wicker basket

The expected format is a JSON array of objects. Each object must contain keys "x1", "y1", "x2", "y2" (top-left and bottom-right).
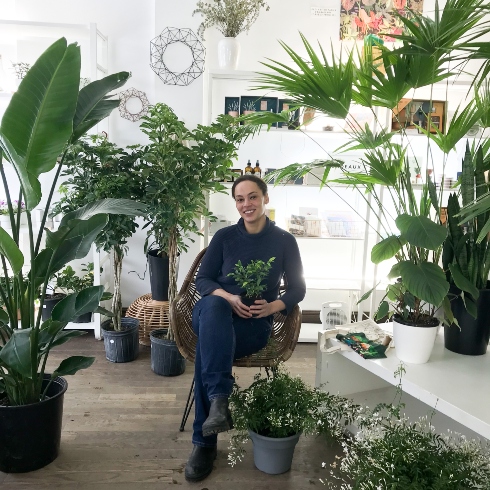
[{"x1": 125, "y1": 294, "x2": 170, "y2": 346}]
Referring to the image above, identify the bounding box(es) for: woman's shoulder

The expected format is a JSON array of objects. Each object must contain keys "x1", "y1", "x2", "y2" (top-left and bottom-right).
[
  {"x1": 271, "y1": 223, "x2": 297, "y2": 242},
  {"x1": 211, "y1": 222, "x2": 239, "y2": 241}
]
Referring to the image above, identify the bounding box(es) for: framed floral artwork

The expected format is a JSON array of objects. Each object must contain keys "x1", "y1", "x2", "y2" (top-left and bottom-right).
[{"x1": 340, "y1": 0, "x2": 424, "y2": 41}]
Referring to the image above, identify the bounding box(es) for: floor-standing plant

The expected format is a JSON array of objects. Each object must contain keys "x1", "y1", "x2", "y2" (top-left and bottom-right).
[
  {"x1": 0, "y1": 37, "x2": 142, "y2": 472},
  {"x1": 139, "y1": 103, "x2": 254, "y2": 339},
  {"x1": 52, "y1": 135, "x2": 145, "y2": 331},
  {"x1": 243, "y1": 0, "x2": 490, "y2": 333}
]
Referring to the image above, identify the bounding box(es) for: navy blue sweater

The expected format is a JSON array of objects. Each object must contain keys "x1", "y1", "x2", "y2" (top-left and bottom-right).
[{"x1": 196, "y1": 217, "x2": 306, "y2": 313}]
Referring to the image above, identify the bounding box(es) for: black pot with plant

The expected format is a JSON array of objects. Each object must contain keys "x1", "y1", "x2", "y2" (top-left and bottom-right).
[
  {"x1": 227, "y1": 257, "x2": 275, "y2": 313},
  {"x1": 0, "y1": 38, "x2": 142, "y2": 473},
  {"x1": 44, "y1": 263, "x2": 102, "y2": 323},
  {"x1": 139, "y1": 103, "x2": 254, "y2": 375},
  {"x1": 443, "y1": 143, "x2": 490, "y2": 355}
]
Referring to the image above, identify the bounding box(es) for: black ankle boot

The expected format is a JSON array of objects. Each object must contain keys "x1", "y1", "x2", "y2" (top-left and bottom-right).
[
  {"x1": 202, "y1": 397, "x2": 234, "y2": 437},
  {"x1": 184, "y1": 445, "x2": 217, "y2": 482}
]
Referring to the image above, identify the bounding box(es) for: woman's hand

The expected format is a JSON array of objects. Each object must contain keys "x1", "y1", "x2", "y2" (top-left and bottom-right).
[
  {"x1": 227, "y1": 294, "x2": 252, "y2": 318},
  {"x1": 249, "y1": 299, "x2": 277, "y2": 318}
]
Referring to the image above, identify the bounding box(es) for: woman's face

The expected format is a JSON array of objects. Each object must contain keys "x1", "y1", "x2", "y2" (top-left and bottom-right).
[{"x1": 234, "y1": 180, "x2": 269, "y2": 227}]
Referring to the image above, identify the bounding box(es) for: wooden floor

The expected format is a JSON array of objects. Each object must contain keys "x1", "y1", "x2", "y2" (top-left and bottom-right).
[{"x1": 0, "y1": 334, "x2": 342, "y2": 489}]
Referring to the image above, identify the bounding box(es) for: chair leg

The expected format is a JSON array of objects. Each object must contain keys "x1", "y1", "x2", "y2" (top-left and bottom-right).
[{"x1": 179, "y1": 377, "x2": 195, "y2": 432}]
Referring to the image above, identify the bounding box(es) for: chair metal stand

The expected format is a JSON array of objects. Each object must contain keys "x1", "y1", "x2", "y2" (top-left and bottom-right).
[{"x1": 179, "y1": 377, "x2": 195, "y2": 432}]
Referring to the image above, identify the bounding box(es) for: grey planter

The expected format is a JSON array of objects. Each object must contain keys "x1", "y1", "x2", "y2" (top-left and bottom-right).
[
  {"x1": 248, "y1": 429, "x2": 301, "y2": 474},
  {"x1": 101, "y1": 317, "x2": 139, "y2": 363},
  {"x1": 150, "y1": 328, "x2": 186, "y2": 376}
]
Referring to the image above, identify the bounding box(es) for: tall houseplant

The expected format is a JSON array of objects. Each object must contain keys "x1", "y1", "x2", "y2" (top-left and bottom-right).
[
  {"x1": 244, "y1": 0, "x2": 490, "y2": 362},
  {"x1": 193, "y1": 0, "x2": 270, "y2": 69},
  {"x1": 0, "y1": 38, "x2": 142, "y2": 472},
  {"x1": 139, "y1": 102, "x2": 253, "y2": 340},
  {"x1": 51, "y1": 135, "x2": 145, "y2": 331},
  {"x1": 443, "y1": 143, "x2": 490, "y2": 354}
]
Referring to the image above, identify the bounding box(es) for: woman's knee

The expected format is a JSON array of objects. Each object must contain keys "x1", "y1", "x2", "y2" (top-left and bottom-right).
[{"x1": 193, "y1": 296, "x2": 232, "y2": 334}]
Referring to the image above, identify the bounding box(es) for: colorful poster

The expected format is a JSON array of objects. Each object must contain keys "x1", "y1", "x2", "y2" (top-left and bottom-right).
[{"x1": 340, "y1": 0, "x2": 424, "y2": 41}]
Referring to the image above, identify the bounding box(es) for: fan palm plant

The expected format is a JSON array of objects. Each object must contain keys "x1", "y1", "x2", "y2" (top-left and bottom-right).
[{"x1": 243, "y1": 0, "x2": 490, "y2": 325}]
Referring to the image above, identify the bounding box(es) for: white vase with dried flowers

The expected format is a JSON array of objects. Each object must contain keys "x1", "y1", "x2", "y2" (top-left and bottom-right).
[{"x1": 193, "y1": 0, "x2": 270, "y2": 70}]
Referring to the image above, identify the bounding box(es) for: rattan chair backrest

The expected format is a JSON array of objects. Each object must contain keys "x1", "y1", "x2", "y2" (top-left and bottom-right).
[{"x1": 170, "y1": 248, "x2": 302, "y2": 368}]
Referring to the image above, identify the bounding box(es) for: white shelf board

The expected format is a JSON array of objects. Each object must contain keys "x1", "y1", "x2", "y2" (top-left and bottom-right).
[
  {"x1": 322, "y1": 324, "x2": 490, "y2": 440},
  {"x1": 299, "y1": 322, "x2": 323, "y2": 343}
]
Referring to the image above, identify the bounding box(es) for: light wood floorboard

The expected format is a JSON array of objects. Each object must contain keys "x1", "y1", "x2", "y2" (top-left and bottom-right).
[{"x1": 1, "y1": 334, "x2": 341, "y2": 488}]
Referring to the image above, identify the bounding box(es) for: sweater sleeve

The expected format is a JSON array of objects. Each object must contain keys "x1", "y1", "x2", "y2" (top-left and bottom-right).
[
  {"x1": 278, "y1": 234, "x2": 306, "y2": 314},
  {"x1": 195, "y1": 229, "x2": 225, "y2": 296}
]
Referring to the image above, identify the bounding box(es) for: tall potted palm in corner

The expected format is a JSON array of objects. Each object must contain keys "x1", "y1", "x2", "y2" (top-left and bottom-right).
[
  {"x1": 0, "y1": 38, "x2": 143, "y2": 473},
  {"x1": 138, "y1": 103, "x2": 254, "y2": 375},
  {"x1": 51, "y1": 135, "x2": 145, "y2": 362},
  {"x1": 443, "y1": 142, "x2": 490, "y2": 355},
  {"x1": 243, "y1": 0, "x2": 490, "y2": 363}
]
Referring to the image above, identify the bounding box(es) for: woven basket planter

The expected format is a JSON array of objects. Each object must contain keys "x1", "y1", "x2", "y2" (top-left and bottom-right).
[{"x1": 125, "y1": 294, "x2": 170, "y2": 346}]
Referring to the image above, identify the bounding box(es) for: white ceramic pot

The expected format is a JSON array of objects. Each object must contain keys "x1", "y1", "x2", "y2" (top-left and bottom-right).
[
  {"x1": 218, "y1": 37, "x2": 240, "y2": 70},
  {"x1": 0, "y1": 215, "x2": 11, "y2": 229},
  {"x1": 393, "y1": 317, "x2": 439, "y2": 364}
]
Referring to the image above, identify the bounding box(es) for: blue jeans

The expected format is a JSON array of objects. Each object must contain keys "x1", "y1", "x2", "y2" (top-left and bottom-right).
[{"x1": 191, "y1": 295, "x2": 272, "y2": 447}]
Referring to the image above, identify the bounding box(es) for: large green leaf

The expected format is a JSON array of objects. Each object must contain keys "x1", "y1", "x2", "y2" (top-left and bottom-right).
[
  {"x1": 0, "y1": 328, "x2": 33, "y2": 378},
  {"x1": 0, "y1": 228, "x2": 24, "y2": 274},
  {"x1": 0, "y1": 38, "x2": 80, "y2": 210},
  {"x1": 448, "y1": 263, "x2": 480, "y2": 300},
  {"x1": 396, "y1": 214, "x2": 447, "y2": 250},
  {"x1": 71, "y1": 72, "x2": 131, "y2": 143},
  {"x1": 52, "y1": 356, "x2": 95, "y2": 376},
  {"x1": 59, "y1": 198, "x2": 145, "y2": 226},
  {"x1": 398, "y1": 261, "x2": 449, "y2": 306},
  {"x1": 371, "y1": 235, "x2": 407, "y2": 264},
  {"x1": 51, "y1": 286, "x2": 104, "y2": 322}
]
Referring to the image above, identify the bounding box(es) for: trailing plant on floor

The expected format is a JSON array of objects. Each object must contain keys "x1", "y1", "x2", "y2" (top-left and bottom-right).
[
  {"x1": 327, "y1": 368, "x2": 490, "y2": 489},
  {"x1": 228, "y1": 365, "x2": 360, "y2": 466},
  {"x1": 245, "y1": 0, "x2": 490, "y2": 325},
  {"x1": 0, "y1": 38, "x2": 143, "y2": 406},
  {"x1": 51, "y1": 134, "x2": 145, "y2": 330}
]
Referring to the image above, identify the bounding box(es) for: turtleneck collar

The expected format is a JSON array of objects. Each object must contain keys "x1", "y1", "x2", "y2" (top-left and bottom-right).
[{"x1": 237, "y1": 217, "x2": 274, "y2": 238}]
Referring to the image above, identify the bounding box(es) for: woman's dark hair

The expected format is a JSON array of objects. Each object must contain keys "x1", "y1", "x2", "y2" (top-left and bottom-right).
[{"x1": 231, "y1": 174, "x2": 268, "y2": 198}]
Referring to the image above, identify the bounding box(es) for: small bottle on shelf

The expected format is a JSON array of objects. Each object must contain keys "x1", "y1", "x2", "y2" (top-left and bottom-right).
[
  {"x1": 253, "y1": 160, "x2": 262, "y2": 178},
  {"x1": 244, "y1": 159, "x2": 253, "y2": 175}
]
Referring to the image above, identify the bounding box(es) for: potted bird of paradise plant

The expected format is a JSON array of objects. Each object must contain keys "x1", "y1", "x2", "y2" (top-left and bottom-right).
[{"x1": 0, "y1": 38, "x2": 143, "y2": 473}]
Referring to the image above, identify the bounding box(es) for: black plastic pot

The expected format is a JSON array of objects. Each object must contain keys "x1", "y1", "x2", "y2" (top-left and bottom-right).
[
  {"x1": 445, "y1": 285, "x2": 490, "y2": 356},
  {"x1": 0, "y1": 375, "x2": 68, "y2": 473},
  {"x1": 240, "y1": 294, "x2": 261, "y2": 317},
  {"x1": 150, "y1": 328, "x2": 186, "y2": 376},
  {"x1": 41, "y1": 294, "x2": 66, "y2": 321},
  {"x1": 147, "y1": 249, "x2": 170, "y2": 301},
  {"x1": 101, "y1": 317, "x2": 140, "y2": 363}
]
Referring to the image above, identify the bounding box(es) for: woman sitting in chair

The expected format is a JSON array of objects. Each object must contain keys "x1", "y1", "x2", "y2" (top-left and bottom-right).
[{"x1": 185, "y1": 174, "x2": 306, "y2": 482}]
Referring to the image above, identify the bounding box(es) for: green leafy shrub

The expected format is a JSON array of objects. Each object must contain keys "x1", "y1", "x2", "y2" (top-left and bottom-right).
[
  {"x1": 227, "y1": 257, "x2": 275, "y2": 298},
  {"x1": 229, "y1": 365, "x2": 359, "y2": 466}
]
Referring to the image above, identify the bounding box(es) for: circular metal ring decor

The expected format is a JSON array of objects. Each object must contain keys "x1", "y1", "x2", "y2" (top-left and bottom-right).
[
  {"x1": 118, "y1": 87, "x2": 150, "y2": 122},
  {"x1": 150, "y1": 27, "x2": 205, "y2": 86}
]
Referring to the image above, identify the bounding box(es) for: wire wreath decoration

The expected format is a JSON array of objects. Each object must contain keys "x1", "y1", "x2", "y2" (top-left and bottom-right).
[
  {"x1": 11, "y1": 62, "x2": 30, "y2": 80},
  {"x1": 150, "y1": 27, "x2": 205, "y2": 86},
  {"x1": 118, "y1": 87, "x2": 150, "y2": 122}
]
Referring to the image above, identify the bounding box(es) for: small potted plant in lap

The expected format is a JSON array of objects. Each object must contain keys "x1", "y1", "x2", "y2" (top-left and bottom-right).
[
  {"x1": 227, "y1": 257, "x2": 275, "y2": 310},
  {"x1": 228, "y1": 364, "x2": 359, "y2": 474}
]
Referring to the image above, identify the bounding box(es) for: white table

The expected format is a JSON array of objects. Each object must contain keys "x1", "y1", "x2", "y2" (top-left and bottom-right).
[{"x1": 316, "y1": 325, "x2": 490, "y2": 441}]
